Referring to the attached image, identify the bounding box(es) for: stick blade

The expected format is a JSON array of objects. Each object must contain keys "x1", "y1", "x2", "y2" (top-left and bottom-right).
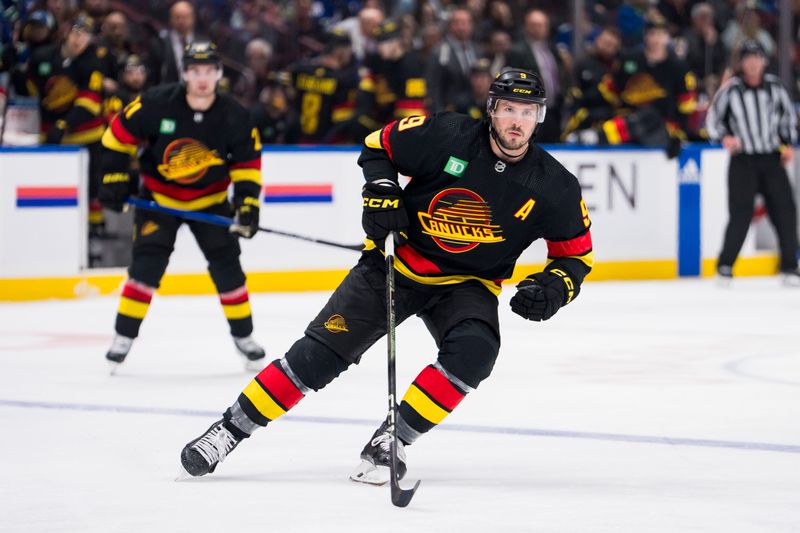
[{"x1": 391, "y1": 478, "x2": 421, "y2": 508}]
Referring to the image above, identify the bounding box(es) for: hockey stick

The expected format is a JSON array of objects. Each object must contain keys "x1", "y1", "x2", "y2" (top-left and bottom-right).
[
  {"x1": 384, "y1": 233, "x2": 421, "y2": 507},
  {"x1": 126, "y1": 197, "x2": 363, "y2": 251}
]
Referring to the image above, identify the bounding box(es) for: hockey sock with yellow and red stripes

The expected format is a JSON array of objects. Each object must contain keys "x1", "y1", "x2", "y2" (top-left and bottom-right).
[
  {"x1": 396, "y1": 363, "x2": 469, "y2": 445},
  {"x1": 219, "y1": 286, "x2": 253, "y2": 337},
  {"x1": 225, "y1": 358, "x2": 310, "y2": 435},
  {"x1": 115, "y1": 279, "x2": 155, "y2": 338}
]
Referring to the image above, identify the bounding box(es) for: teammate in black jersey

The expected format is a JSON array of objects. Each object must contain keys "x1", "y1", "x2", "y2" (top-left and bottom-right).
[
  {"x1": 99, "y1": 42, "x2": 267, "y2": 371},
  {"x1": 180, "y1": 68, "x2": 594, "y2": 484}
]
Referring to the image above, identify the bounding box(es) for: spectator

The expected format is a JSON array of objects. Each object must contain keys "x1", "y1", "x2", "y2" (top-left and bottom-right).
[
  {"x1": 273, "y1": 0, "x2": 326, "y2": 69},
  {"x1": 96, "y1": 11, "x2": 134, "y2": 93},
  {"x1": 426, "y1": 8, "x2": 480, "y2": 113},
  {"x1": 232, "y1": 38, "x2": 274, "y2": 107},
  {"x1": 721, "y1": 4, "x2": 775, "y2": 59},
  {"x1": 148, "y1": 0, "x2": 197, "y2": 85},
  {"x1": 486, "y1": 29, "x2": 512, "y2": 76},
  {"x1": 505, "y1": 8, "x2": 571, "y2": 142},
  {"x1": 682, "y1": 2, "x2": 726, "y2": 95},
  {"x1": 334, "y1": 6, "x2": 384, "y2": 63},
  {"x1": 656, "y1": 0, "x2": 692, "y2": 36}
]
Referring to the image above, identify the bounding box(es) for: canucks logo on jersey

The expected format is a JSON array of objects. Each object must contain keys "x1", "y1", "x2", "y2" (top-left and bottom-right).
[{"x1": 418, "y1": 188, "x2": 505, "y2": 253}]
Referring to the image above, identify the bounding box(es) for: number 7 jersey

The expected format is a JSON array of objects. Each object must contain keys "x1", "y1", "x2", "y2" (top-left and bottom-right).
[{"x1": 358, "y1": 113, "x2": 594, "y2": 296}]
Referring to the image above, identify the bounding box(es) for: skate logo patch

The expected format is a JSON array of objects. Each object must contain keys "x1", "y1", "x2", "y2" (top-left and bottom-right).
[
  {"x1": 444, "y1": 156, "x2": 468, "y2": 177},
  {"x1": 157, "y1": 138, "x2": 224, "y2": 184},
  {"x1": 140, "y1": 221, "x2": 159, "y2": 236},
  {"x1": 418, "y1": 188, "x2": 504, "y2": 253},
  {"x1": 323, "y1": 314, "x2": 349, "y2": 333}
]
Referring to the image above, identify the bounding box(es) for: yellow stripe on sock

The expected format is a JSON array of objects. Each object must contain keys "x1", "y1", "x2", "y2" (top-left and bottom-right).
[
  {"x1": 402, "y1": 384, "x2": 449, "y2": 424},
  {"x1": 243, "y1": 380, "x2": 286, "y2": 421},
  {"x1": 222, "y1": 301, "x2": 251, "y2": 320},
  {"x1": 117, "y1": 296, "x2": 149, "y2": 319}
]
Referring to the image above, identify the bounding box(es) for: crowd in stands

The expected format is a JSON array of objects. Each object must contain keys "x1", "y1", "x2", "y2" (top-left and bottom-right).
[{"x1": 0, "y1": 0, "x2": 798, "y2": 148}]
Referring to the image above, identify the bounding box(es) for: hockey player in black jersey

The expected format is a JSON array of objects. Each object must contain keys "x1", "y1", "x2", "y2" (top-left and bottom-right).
[
  {"x1": 180, "y1": 68, "x2": 594, "y2": 485},
  {"x1": 99, "y1": 41, "x2": 267, "y2": 371}
]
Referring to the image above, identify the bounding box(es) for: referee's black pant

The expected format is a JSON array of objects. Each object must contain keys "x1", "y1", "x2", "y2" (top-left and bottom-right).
[{"x1": 719, "y1": 153, "x2": 799, "y2": 272}]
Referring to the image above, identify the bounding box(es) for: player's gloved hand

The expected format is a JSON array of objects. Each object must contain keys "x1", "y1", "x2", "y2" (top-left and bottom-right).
[
  {"x1": 362, "y1": 179, "x2": 408, "y2": 245},
  {"x1": 510, "y1": 270, "x2": 573, "y2": 322},
  {"x1": 98, "y1": 172, "x2": 131, "y2": 212},
  {"x1": 44, "y1": 120, "x2": 67, "y2": 145},
  {"x1": 231, "y1": 196, "x2": 260, "y2": 239}
]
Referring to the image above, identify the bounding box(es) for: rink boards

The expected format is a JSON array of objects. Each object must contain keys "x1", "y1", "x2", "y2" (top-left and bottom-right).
[{"x1": 0, "y1": 144, "x2": 796, "y2": 300}]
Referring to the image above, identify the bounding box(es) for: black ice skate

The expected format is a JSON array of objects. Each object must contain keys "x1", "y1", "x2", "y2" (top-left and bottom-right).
[
  {"x1": 349, "y1": 421, "x2": 407, "y2": 486},
  {"x1": 780, "y1": 268, "x2": 800, "y2": 287},
  {"x1": 106, "y1": 334, "x2": 133, "y2": 374},
  {"x1": 179, "y1": 419, "x2": 242, "y2": 478},
  {"x1": 233, "y1": 335, "x2": 266, "y2": 370}
]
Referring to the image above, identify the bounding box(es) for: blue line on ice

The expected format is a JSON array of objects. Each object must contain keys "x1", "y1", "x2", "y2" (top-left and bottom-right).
[{"x1": 2, "y1": 398, "x2": 798, "y2": 454}]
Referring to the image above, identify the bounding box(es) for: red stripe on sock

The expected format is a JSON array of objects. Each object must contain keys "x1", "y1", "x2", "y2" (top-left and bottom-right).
[
  {"x1": 121, "y1": 281, "x2": 153, "y2": 303},
  {"x1": 413, "y1": 365, "x2": 465, "y2": 412},
  {"x1": 219, "y1": 286, "x2": 249, "y2": 305},
  {"x1": 256, "y1": 362, "x2": 304, "y2": 410}
]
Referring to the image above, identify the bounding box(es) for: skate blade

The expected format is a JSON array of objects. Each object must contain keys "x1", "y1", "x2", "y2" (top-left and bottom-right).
[
  {"x1": 349, "y1": 460, "x2": 390, "y2": 486},
  {"x1": 715, "y1": 276, "x2": 732, "y2": 288},
  {"x1": 175, "y1": 464, "x2": 193, "y2": 481},
  {"x1": 108, "y1": 361, "x2": 122, "y2": 376},
  {"x1": 781, "y1": 275, "x2": 800, "y2": 287}
]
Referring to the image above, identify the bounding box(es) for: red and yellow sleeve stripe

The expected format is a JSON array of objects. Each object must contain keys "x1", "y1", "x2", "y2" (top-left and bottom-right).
[
  {"x1": 102, "y1": 118, "x2": 140, "y2": 155},
  {"x1": 75, "y1": 90, "x2": 102, "y2": 116},
  {"x1": 677, "y1": 91, "x2": 696, "y2": 115},
  {"x1": 230, "y1": 159, "x2": 262, "y2": 185},
  {"x1": 546, "y1": 230, "x2": 594, "y2": 270}
]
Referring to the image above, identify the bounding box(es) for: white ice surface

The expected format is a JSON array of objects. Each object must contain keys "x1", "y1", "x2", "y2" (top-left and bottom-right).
[{"x1": 1, "y1": 277, "x2": 799, "y2": 532}]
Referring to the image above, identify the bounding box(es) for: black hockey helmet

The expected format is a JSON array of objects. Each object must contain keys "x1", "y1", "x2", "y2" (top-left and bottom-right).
[
  {"x1": 374, "y1": 19, "x2": 403, "y2": 42},
  {"x1": 487, "y1": 67, "x2": 547, "y2": 123},
  {"x1": 183, "y1": 41, "x2": 221, "y2": 69}
]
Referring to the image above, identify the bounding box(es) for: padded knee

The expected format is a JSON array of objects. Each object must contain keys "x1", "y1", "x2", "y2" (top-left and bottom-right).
[
  {"x1": 436, "y1": 319, "x2": 500, "y2": 390},
  {"x1": 284, "y1": 335, "x2": 351, "y2": 391},
  {"x1": 208, "y1": 255, "x2": 246, "y2": 293},
  {"x1": 128, "y1": 249, "x2": 170, "y2": 288}
]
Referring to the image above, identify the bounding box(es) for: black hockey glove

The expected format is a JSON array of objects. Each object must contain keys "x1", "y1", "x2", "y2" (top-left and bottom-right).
[
  {"x1": 98, "y1": 172, "x2": 131, "y2": 212},
  {"x1": 510, "y1": 270, "x2": 574, "y2": 322},
  {"x1": 231, "y1": 196, "x2": 260, "y2": 239},
  {"x1": 362, "y1": 179, "x2": 408, "y2": 245},
  {"x1": 44, "y1": 120, "x2": 67, "y2": 145}
]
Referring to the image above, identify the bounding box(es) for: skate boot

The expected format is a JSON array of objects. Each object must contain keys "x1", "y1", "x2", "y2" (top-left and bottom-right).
[
  {"x1": 716, "y1": 265, "x2": 733, "y2": 288},
  {"x1": 780, "y1": 268, "x2": 800, "y2": 287},
  {"x1": 233, "y1": 335, "x2": 267, "y2": 371},
  {"x1": 179, "y1": 419, "x2": 243, "y2": 478},
  {"x1": 106, "y1": 334, "x2": 133, "y2": 373},
  {"x1": 350, "y1": 420, "x2": 407, "y2": 486}
]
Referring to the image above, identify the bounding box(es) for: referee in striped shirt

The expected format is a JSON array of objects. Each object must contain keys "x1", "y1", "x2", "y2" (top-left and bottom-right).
[{"x1": 705, "y1": 40, "x2": 799, "y2": 285}]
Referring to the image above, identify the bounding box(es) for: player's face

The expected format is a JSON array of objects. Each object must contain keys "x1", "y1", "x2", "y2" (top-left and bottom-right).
[
  {"x1": 491, "y1": 99, "x2": 540, "y2": 150},
  {"x1": 184, "y1": 64, "x2": 219, "y2": 97},
  {"x1": 65, "y1": 28, "x2": 91, "y2": 56}
]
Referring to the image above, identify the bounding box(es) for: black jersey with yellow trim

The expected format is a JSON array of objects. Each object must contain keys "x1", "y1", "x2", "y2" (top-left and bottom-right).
[
  {"x1": 288, "y1": 60, "x2": 358, "y2": 142},
  {"x1": 101, "y1": 83, "x2": 262, "y2": 211},
  {"x1": 599, "y1": 50, "x2": 697, "y2": 129},
  {"x1": 358, "y1": 112, "x2": 593, "y2": 297},
  {"x1": 26, "y1": 43, "x2": 105, "y2": 144}
]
